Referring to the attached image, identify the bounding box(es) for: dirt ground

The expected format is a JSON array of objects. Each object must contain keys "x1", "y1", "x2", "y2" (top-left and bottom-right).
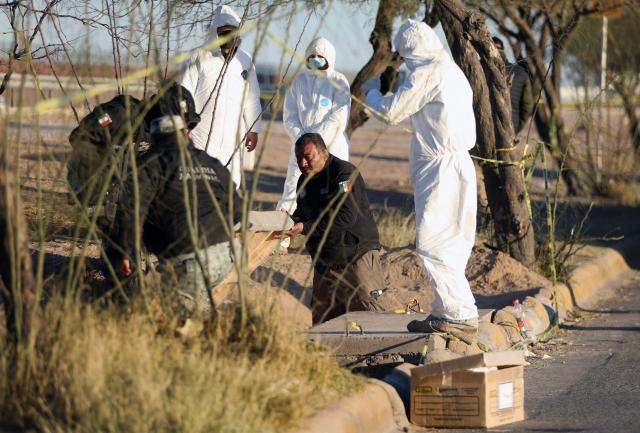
[
  {"x1": 9, "y1": 110, "x2": 639, "y2": 328},
  {"x1": 251, "y1": 245, "x2": 550, "y2": 327}
]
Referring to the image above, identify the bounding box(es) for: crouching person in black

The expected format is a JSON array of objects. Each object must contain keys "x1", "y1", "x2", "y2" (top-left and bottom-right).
[
  {"x1": 110, "y1": 115, "x2": 241, "y2": 317},
  {"x1": 283, "y1": 133, "x2": 392, "y2": 324}
]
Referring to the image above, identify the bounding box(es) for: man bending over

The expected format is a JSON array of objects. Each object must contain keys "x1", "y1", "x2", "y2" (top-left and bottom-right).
[
  {"x1": 283, "y1": 133, "x2": 393, "y2": 324},
  {"x1": 111, "y1": 114, "x2": 242, "y2": 317}
]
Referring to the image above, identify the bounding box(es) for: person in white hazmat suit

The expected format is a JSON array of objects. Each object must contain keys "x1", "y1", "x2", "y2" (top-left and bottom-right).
[
  {"x1": 365, "y1": 20, "x2": 478, "y2": 342},
  {"x1": 276, "y1": 37, "x2": 351, "y2": 214},
  {"x1": 180, "y1": 5, "x2": 262, "y2": 189}
]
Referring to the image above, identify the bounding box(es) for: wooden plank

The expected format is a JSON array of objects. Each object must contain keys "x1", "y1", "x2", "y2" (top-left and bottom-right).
[{"x1": 211, "y1": 230, "x2": 282, "y2": 304}]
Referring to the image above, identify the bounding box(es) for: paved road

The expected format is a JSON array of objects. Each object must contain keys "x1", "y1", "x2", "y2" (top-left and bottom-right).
[{"x1": 429, "y1": 269, "x2": 640, "y2": 433}]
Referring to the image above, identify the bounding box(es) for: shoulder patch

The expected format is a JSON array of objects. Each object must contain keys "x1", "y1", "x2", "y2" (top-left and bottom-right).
[
  {"x1": 97, "y1": 113, "x2": 112, "y2": 128},
  {"x1": 338, "y1": 180, "x2": 352, "y2": 193}
]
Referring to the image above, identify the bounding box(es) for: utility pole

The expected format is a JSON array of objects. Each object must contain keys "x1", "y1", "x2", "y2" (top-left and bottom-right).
[{"x1": 596, "y1": 16, "x2": 607, "y2": 186}]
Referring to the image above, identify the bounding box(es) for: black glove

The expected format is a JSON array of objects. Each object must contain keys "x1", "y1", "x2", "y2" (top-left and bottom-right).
[{"x1": 379, "y1": 66, "x2": 398, "y2": 95}]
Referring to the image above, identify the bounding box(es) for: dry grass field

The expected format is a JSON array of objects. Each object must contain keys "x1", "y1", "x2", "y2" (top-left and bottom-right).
[{"x1": 1, "y1": 101, "x2": 639, "y2": 432}]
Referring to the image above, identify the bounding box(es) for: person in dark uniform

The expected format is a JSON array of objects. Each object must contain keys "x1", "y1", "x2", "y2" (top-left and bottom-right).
[
  {"x1": 492, "y1": 36, "x2": 534, "y2": 134},
  {"x1": 67, "y1": 82, "x2": 201, "y2": 242},
  {"x1": 110, "y1": 114, "x2": 242, "y2": 317},
  {"x1": 282, "y1": 132, "x2": 392, "y2": 324}
]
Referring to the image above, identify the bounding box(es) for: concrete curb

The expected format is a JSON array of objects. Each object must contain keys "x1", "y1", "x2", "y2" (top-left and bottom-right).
[
  {"x1": 289, "y1": 380, "x2": 411, "y2": 433},
  {"x1": 292, "y1": 238, "x2": 640, "y2": 433},
  {"x1": 478, "y1": 237, "x2": 639, "y2": 352},
  {"x1": 544, "y1": 245, "x2": 632, "y2": 320}
]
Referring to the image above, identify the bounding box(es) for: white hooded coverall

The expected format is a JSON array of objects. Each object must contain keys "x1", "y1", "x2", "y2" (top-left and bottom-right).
[
  {"x1": 366, "y1": 20, "x2": 478, "y2": 321},
  {"x1": 277, "y1": 37, "x2": 351, "y2": 213},
  {"x1": 180, "y1": 5, "x2": 262, "y2": 188}
]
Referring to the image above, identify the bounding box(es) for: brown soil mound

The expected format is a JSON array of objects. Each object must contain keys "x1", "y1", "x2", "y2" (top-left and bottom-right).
[
  {"x1": 31, "y1": 240, "x2": 549, "y2": 325},
  {"x1": 253, "y1": 245, "x2": 550, "y2": 318},
  {"x1": 466, "y1": 246, "x2": 550, "y2": 303},
  {"x1": 383, "y1": 245, "x2": 550, "y2": 309}
]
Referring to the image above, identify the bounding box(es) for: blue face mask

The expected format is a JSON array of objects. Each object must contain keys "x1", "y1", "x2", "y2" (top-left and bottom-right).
[{"x1": 308, "y1": 57, "x2": 327, "y2": 70}]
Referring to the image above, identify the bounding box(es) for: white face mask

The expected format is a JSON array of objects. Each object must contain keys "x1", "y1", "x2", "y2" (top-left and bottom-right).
[{"x1": 308, "y1": 56, "x2": 327, "y2": 70}]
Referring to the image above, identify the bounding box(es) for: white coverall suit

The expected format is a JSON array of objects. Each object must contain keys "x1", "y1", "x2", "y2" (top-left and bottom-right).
[
  {"x1": 277, "y1": 37, "x2": 351, "y2": 213},
  {"x1": 180, "y1": 5, "x2": 262, "y2": 188},
  {"x1": 366, "y1": 20, "x2": 478, "y2": 321}
]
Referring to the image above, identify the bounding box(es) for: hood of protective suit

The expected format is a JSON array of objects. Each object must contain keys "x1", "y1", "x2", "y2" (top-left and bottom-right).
[
  {"x1": 393, "y1": 19, "x2": 447, "y2": 70},
  {"x1": 304, "y1": 37, "x2": 336, "y2": 71},
  {"x1": 206, "y1": 5, "x2": 241, "y2": 45}
]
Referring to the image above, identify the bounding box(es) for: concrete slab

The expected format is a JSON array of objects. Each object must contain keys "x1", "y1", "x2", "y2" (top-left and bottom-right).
[
  {"x1": 248, "y1": 210, "x2": 293, "y2": 232},
  {"x1": 308, "y1": 309, "x2": 494, "y2": 367},
  {"x1": 308, "y1": 311, "x2": 428, "y2": 366},
  {"x1": 309, "y1": 311, "x2": 427, "y2": 335}
]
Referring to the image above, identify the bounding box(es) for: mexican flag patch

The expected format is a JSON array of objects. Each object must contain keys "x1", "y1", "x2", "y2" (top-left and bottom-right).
[
  {"x1": 339, "y1": 180, "x2": 352, "y2": 193},
  {"x1": 97, "y1": 113, "x2": 112, "y2": 127}
]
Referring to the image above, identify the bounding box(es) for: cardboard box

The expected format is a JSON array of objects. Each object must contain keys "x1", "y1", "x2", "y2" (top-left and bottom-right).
[{"x1": 410, "y1": 351, "x2": 526, "y2": 428}]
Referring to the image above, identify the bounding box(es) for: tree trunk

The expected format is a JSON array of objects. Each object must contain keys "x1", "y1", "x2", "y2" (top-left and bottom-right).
[
  {"x1": 437, "y1": 0, "x2": 536, "y2": 269},
  {"x1": 549, "y1": 53, "x2": 584, "y2": 196},
  {"x1": 0, "y1": 121, "x2": 37, "y2": 342},
  {"x1": 525, "y1": 55, "x2": 583, "y2": 196},
  {"x1": 619, "y1": 87, "x2": 640, "y2": 154},
  {"x1": 533, "y1": 103, "x2": 583, "y2": 194},
  {"x1": 346, "y1": 0, "x2": 403, "y2": 137},
  {"x1": 525, "y1": 43, "x2": 584, "y2": 196}
]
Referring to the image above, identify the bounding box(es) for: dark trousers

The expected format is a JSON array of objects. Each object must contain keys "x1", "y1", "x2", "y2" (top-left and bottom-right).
[{"x1": 312, "y1": 249, "x2": 392, "y2": 324}]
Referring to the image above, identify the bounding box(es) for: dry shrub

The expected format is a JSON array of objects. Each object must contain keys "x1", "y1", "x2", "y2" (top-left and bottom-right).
[
  {"x1": 23, "y1": 193, "x2": 84, "y2": 241},
  {"x1": 474, "y1": 200, "x2": 494, "y2": 247},
  {"x1": 0, "y1": 291, "x2": 362, "y2": 433},
  {"x1": 1, "y1": 101, "x2": 363, "y2": 433},
  {"x1": 533, "y1": 198, "x2": 596, "y2": 283},
  {"x1": 373, "y1": 207, "x2": 415, "y2": 249},
  {"x1": 599, "y1": 178, "x2": 640, "y2": 206}
]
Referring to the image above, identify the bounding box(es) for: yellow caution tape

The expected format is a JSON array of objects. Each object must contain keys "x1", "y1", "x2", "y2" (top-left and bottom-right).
[
  {"x1": 31, "y1": 23, "x2": 257, "y2": 114},
  {"x1": 24, "y1": 14, "x2": 534, "y2": 171},
  {"x1": 266, "y1": 30, "x2": 415, "y2": 134}
]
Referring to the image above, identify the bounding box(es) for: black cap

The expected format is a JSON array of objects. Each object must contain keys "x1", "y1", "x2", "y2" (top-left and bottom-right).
[{"x1": 146, "y1": 82, "x2": 201, "y2": 130}]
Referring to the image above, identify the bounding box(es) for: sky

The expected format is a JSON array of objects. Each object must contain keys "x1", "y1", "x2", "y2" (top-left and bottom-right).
[
  {"x1": 237, "y1": 1, "x2": 452, "y2": 76},
  {"x1": 237, "y1": 2, "x2": 384, "y2": 73},
  {"x1": 0, "y1": 1, "x2": 454, "y2": 78}
]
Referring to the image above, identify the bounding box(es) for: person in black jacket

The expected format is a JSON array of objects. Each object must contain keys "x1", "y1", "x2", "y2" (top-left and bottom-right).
[
  {"x1": 111, "y1": 114, "x2": 242, "y2": 317},
  {"x1": 492, "y1": 37, "x2": 534, "y2": 134},
  {"x1": 283, "y1": 132, "x2": 392, "y2": 324},
  {"x1": 67, "y1": 82, "x2": 201, "y2": 241}
]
